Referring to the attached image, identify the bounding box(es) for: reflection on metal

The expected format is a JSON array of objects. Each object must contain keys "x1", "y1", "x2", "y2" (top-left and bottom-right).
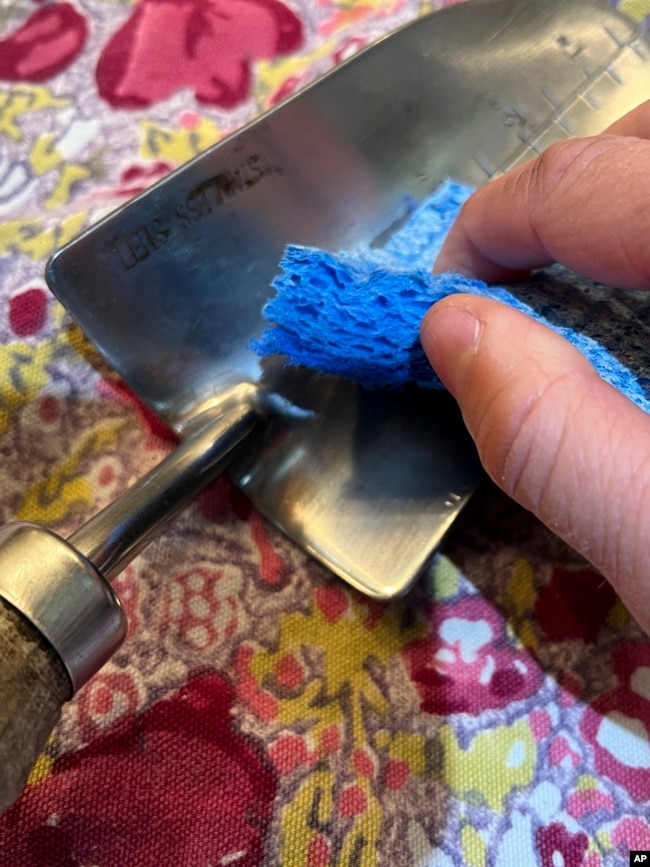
[{"x1": 47, "y1": 0, "x2": 649, "y2": 598}]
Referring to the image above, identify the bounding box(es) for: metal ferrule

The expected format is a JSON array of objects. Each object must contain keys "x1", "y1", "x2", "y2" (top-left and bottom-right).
[{"x1": 0, "y1": 523, "x2": 126, "y2": 694}]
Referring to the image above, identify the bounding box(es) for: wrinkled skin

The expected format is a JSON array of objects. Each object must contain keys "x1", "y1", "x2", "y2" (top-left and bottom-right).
[{"x1": 420, "y1": 100, "x2": 650, "y2": 635}]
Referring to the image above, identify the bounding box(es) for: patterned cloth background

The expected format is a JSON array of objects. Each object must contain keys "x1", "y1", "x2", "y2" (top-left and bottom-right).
[{"x1": 0, "y1": 1, "x2": 650, "y2": 865}]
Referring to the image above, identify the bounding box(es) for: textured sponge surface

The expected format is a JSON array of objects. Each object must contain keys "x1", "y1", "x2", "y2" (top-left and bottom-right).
[{"x1": 254, "y1": 181, "x2": 650, "y2": 413}]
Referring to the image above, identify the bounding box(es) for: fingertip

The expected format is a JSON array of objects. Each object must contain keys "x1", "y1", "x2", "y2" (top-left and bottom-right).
[
  {"x1": 432, "y1": 188, "x2": 537, "y2": 283},
  {"x1": 435, "y1": 136, "x2": 650, "y2": 288},
  {"x1": 420, "y1": 297, "x2": 482, "y2": 397},
  {"x1": 432, "y1": 226, "x2": 488, "y2": 279},
  {"x1": 422, "y1": 296, "x2": 650, "y2": 632},
  {"x1": 431, "y1": 250, "x2": 454, "y2": 276}
]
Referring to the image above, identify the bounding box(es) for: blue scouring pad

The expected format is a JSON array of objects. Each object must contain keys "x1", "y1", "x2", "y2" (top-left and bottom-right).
[{"x1": 253, "y1": 181, "x2": 650, "y2": 414}]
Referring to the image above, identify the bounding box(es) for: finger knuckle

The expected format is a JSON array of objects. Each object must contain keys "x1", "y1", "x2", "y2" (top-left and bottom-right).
[
  {"x1": 536, "y1": 136, "x2": 629, "y2": 204},
  {"x1": 524, "y1": 137, "x2": 604, "y2": 203}
]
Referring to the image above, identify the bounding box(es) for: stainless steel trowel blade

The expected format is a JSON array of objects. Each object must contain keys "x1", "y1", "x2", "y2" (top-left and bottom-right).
[{"x1": 46, "y1": 0, "x2": 649, "y2": 598}]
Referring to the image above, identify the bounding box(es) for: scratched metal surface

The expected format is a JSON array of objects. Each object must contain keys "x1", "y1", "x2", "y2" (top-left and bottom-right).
[{"x1": 46, "y1": 0, "x2": 649, "y2": 598}]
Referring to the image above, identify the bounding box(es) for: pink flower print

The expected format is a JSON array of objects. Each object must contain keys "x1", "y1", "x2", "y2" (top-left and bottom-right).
[
  {"x1": 268, "y1": 733, "x2": 316, "y2": 774},
  {"x1": 580, "y1": 643, "x2": 650, "y2": 801},
  {"x1": 611, "y1": 817, "x2": 650, "y2": 856},
  {"x1": 402, "y1": 597, "x2": 544, "y2": 715},
  {"x1": 96, "y1": 0, "x2": 304, "y2": 109},
  {"x1": 549, "y1": 735, "x2": 581, "y2": 770},
  {"x1": 166, "y1": 565, "x2": 241, "y2": 651},
  {"x1": 309, "y1": 836, "x2": 331, "y2": 866},
  {"x1": 566, "y1": 787, "x2": 614, "y2": 819},
  {"x1": 529, "y1": 708, "x2": 553, "y2": 741},
  {"x1": 269, "y1": 71, "x2": 310, "y2": 106},
  {"x1": 0, "y1": 3, "x2": 88, "y2": 83}
]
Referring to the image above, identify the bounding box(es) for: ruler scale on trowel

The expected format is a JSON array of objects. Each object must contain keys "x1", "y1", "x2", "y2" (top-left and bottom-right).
[{"x1": 0, "y1": 0, "x2": 647, "y2": 812}]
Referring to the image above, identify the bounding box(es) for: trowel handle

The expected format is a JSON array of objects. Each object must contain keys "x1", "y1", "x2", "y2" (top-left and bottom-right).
[
  {"x1": 0, "y1": 403, "x2": 259, "y2": 814},
  {"x1": 0, "y1": 595, "x2": 71, "y2": 814}
]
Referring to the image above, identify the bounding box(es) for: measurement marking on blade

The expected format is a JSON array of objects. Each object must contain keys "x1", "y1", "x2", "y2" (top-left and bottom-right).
[
  {"x1": 604, "y1": 64, "x2": 623, "y2": 84},
  {"x1": 472, "y1": 154, "x2": 496, "y2": 178},
  {"x1": 555, "y1": 33, "x2": 587, "y2": 63},
  {"x1": 541, "y1": 87, "x2": 560, "y2": 109},
  {"x1": 499, "y1": 28, "x2": 645, "y2": 178},
  {"x1": 556, "y1": 112, "x2": 576, "y2": 134},
  {"x1": 581, "y1": 88, "x2": 600, "y2": 109},
  {"x1": 603, "y1": 25, "x2": 626, "y2": 49},
  {"x1": 631, "y1": 38, "x2": 650, "y2": 60}
]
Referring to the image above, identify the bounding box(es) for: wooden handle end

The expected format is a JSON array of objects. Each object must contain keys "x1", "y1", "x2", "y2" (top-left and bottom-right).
[{"x1": 0, "y1": 596, "x2": 71, "y2": 814}]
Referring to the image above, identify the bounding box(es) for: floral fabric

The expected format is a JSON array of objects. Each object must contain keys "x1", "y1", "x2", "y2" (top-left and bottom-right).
[{"x1": 0, "y1": 1, "x2": 650, "y2": 865}]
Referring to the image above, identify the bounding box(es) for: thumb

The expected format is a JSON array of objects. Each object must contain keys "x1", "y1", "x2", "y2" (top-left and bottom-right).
[{"x1": 421, "y1": 294, "x2": 650, "y2": 633}]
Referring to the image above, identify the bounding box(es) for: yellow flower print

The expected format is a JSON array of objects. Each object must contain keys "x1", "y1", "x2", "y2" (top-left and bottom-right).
[{"x1": 441, "y1": 719, "x2": 537, "y2": 812}]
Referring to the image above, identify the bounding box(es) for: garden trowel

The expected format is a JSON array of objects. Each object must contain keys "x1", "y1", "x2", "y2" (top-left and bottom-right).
[{"x1": 0, "y1": 0, "x2": 647, "y2": 812}]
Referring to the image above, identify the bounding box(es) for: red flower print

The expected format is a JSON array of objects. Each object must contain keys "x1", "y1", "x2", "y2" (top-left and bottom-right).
[
  {"x1": 96, "y1": 0, "x2": 304, "y2": 109},
  {"x1": 268, "y1": 733, "x2": 315, "y2": 774},
  {"x1": 235, "y1": 644, "x2": 280, "y2": 721},
  {"x1": 580, "y1": 642, "x2": 650, "y2": 801},
  {"x1": 1, "y1": 674, "x2": 277, "y2": 866},
  {"x1": 534, "y1": 566, "x2": 618, "y2": 644},
  {"x1": 314, "y1": 584, "x2": 349, "y2": 624},
  {"x1": 383, "y1": 758, "x2": 410, "y2": 790},
  {"x1": 0, "y1": 3, "x2": 88, "y2": 83},
  {"x1": 402, "y1": 597, "x2": 544, "y2": 715},
  {"x1": 250, "y1": 512, "x2": 292, "y2": 589},
  {"x1": 76, "y1": 670, "x2": 141, "y2": 741},
  {"x1": 536, "y1": 823, "x2": 589, "y2": 867},
  {"x1": 165, "y1": 565, "x2": 242, "y2": 651},
  {"x1": 98, "y1": 377, "x2": 177, "y2": 445},
  {"x1": 8, "y1": 287, "x2": 48, "y2": 337},
  {"x1": 338, "y1": 784, "x2": 367, "y2": 817},
  {"x1": 198, "y1": 474, "x2": 254, "y2": 522},
  {"x1": 92, "y1": 160, "x2": 174, "y2": 200}
]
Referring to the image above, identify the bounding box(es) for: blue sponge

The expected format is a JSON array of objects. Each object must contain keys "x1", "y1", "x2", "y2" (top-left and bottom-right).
[{"x1": 254, "y1": 181, "x2": 650, "y2": 414}]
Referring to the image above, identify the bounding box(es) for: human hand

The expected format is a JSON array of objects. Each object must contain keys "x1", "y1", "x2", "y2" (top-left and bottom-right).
[{"x1": 420, "y1": 100, "x2": 650, "y2": 634}]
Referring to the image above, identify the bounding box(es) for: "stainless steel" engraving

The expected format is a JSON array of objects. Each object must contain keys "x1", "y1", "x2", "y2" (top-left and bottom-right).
[{"x1": 112, "y1": 154, "x2": 282, "y2": 270}]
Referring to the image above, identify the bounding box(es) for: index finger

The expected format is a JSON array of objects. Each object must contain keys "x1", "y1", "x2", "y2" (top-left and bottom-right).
[{"x1": 434, "y1": 102, "x2": 650, "y2": 288}]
